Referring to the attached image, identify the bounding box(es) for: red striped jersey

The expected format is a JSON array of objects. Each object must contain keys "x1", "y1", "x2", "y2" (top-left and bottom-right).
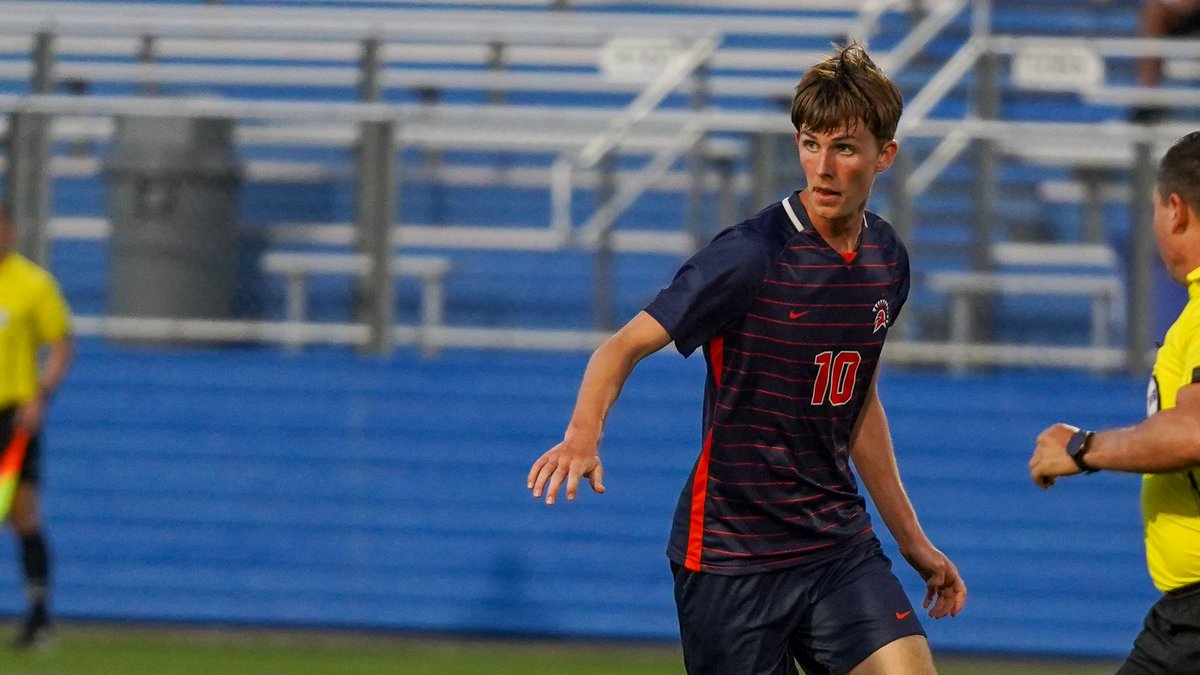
[{"x1": 644, "y1": 192, "x2": 910, "y2": 574}]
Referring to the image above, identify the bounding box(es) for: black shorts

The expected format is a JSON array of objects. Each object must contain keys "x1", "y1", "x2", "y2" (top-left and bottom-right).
[
  {"x1": 1117, "y1": 581, "x2": 1200, "y2": 675},
  {"x1": 0, "y1": 407, "x2": 43, "y2": 486},
  {"x1": 671, "y1": 535, "x2": 925, "y2": 675}
]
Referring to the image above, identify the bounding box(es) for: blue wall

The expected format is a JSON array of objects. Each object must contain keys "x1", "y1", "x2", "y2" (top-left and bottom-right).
[{"x1": 0, "y1": 340, "x2": 1156, "y2": 657}]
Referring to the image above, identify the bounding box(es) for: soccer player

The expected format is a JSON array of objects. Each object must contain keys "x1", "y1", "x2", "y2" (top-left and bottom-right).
[
  {"x1": 528, "y1": 43, "x2": 965, "y2": 674},
  {"x1": 1029, "y1": 131, "x2": 1200, "y2": 674},
  {"x1": 0, "y1": 204, "x2": 73, "y2": 649}
]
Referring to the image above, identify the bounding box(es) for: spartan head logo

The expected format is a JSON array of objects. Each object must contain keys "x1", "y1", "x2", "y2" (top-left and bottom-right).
[{"x1": 871, "y1": 299, "x2": 890, "y2": 334}]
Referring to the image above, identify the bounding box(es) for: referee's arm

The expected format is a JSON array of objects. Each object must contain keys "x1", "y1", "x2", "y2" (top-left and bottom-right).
[{"x1": 1030, "y1": 383, "x2": 1200, "y2": 486}]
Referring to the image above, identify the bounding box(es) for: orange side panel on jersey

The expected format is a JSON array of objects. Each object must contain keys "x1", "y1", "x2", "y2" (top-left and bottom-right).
[{"x1": 685, "y1": 335, "x2": 724, "y2": 571}]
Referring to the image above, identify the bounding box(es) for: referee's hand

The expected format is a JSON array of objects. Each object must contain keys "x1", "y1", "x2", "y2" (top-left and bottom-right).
[
  {"x1": 1029, "y1": 423, "x2": 1082, "y2": 488},
  {"x1": 528, "y1": 434, "x2": 606, "y2": 506}
]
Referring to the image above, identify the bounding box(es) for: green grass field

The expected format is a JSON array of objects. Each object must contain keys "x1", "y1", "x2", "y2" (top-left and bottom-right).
[{"x1": 0, "y1": 623, "x2": 1123, "y2": 675}]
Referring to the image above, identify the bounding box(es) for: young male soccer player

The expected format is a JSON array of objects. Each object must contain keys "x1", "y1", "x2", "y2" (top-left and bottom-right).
[
  {"x1": 1029, "y1": 131, "x2": 1200, "y2": 674},
  {"x1": 0, "y1": 205, "x2": 72, "y2": 648},
  {"x1": 528, "y1": 43, "x2": 966, "y2": 674}
]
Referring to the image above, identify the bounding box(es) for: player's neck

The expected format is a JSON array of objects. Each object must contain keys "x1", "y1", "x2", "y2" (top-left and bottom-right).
[{"x1": 796, "y1": 192, "x2": 864, "y2": 252}]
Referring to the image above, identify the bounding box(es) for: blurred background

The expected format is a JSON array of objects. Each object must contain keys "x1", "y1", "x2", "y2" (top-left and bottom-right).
[{"x1": 0, "y1": 0, "x2": 1196, "y2": 671}]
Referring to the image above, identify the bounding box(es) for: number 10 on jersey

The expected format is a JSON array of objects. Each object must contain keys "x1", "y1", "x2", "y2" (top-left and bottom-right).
[{"x1": 810, "y1": 351, "x2": 861, "y2": 406}]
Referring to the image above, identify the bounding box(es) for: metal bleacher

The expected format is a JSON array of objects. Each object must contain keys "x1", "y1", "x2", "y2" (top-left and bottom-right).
[
  {"x1": 0, "y1": 0, "x2": 938, "y2": 353},
  {"x1": 0, "y1": 0, "x2": 1191, "y2": 371}
]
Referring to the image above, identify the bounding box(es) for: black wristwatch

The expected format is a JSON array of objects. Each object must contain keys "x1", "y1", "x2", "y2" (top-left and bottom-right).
[{"x1": 1066, "y1": 429, "x2": 1098, "y2": 474}]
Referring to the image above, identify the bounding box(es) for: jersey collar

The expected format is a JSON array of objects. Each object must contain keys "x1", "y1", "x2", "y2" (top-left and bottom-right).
[
  {"x1": 1188, "y1": 265, "x2": 1200, "y2": 301},
  {"x1": 781, "y1": 191, "x2": 869, "y2": 236}
]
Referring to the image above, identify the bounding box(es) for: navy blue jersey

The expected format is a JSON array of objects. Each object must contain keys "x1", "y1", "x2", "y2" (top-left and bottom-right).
[{"x1": 645, "y1": 192, "x2": 910, "y2": 575}]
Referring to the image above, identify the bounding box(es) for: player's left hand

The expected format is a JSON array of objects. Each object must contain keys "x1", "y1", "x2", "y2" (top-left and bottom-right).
[
  {"x1": 903, "y1": 543, "x2": 966, "y2": 619},
  {"x1": 14, "y1": 397, "x2": 44, "y2": 432},
  {"x1": 1028, "y1": 423, "x2": 1081, "y2": 488}
]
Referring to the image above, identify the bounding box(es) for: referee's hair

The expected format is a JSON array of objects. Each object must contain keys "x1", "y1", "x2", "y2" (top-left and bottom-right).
[{"x1": 1158, "y1": 131, "x2": 1200, "y2": 211}]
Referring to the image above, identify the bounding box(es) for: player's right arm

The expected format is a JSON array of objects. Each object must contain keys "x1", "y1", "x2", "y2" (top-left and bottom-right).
[{"x1": 528, "y1": 311, "x2": 672, "y2": 505}]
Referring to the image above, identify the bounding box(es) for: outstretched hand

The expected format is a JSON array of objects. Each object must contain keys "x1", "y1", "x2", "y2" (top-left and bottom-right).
[
  {"x1": 527, "y1": 435, "x2": 605, "y2": 505},
  {"x1": 903, "y1": 543, "x2": 966, "y2": 619}
]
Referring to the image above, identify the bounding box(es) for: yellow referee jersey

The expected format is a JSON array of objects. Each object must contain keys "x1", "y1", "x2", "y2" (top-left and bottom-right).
[
  {"x1": 0, "y1": 252, "x2": 70, "y2": 409},
  {"x1": 1143, "y1": 265, "x2": 1200, "y2": 592}
]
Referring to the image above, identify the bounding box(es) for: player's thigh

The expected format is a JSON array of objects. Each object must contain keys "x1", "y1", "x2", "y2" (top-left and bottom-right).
[
  {"x1": 846, "y1": 635, "x2": 935, "y2": 675},
  {"x1": 672, "y1": 563, "x2": 802, "y2": 675},
  {"x1": 791, "y1": 540, "x2": 925, "y2": 675},
  {"x1": 9, "y1": 483, "x2": 39, "y2": 534}
]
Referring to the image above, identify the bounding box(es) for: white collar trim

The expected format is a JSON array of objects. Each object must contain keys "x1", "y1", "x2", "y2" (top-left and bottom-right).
[
  {"x1": 782, "y1": 196, "x2": 870, "y2": 234},
  {"x1": 782, "y1": 196, "x2": 804, "y2": 232}
]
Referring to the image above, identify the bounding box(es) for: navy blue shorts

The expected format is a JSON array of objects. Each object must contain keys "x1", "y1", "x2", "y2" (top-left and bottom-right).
[
  {"x1": 671, "y1": 535, "x2": 924, "y2": 675},
  {"x1": 0, "y1": 407, "x2": 42, "y2": 485}
]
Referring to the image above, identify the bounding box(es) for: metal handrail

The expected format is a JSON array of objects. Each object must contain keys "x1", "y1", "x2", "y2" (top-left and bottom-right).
[{"x1": 550, "y1": 34, "x2": 719, "y2": 237}]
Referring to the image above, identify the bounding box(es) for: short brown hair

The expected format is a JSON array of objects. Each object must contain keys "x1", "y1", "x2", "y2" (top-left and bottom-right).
[
  {"x1": 790, "y1": 42, "x2": 903, "y2": 143},
  {"x1": 1158, "y1": 131, "x2": 1200, "y2": 211}
]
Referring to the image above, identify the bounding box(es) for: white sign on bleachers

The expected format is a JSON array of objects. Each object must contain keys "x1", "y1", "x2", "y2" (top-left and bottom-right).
[
  {"x1": 598, "y1": 37, "x2": 686, "y2": 83},
  {"x1": 1012, "y1": 44, "x2": 1104, "y2": 91}
]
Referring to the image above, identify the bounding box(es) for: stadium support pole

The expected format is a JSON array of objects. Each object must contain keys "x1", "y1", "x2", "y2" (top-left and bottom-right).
[
  {"x1": 6, "y1": 111, "x2": 52, "y2": 267},
  {"x1": 594, "y1": 152, "x2": 617, "y2": 331},
  {"x1": 137, "y1": 34, "x2": 160, "y2": 96},
  {"x1": 356, "y1": 119, "x2": 398, "y2": 354},
  {"x1": 686, "y1": 59, "x2": 711, "y2": 253},
  {"x1": 890, "y1": 147, "x2": 916, "y2": 339},
  {"x1": 968, "y1": 44, "x2": 1000, "y2": 346},
  {"x1": 30, "y1": 31, "x2": 54, "y2": 95},
  {"x1": 358, "y1": 37, "x2": 381, "y2": 102},
  {"x1": 1128, "y1": 139, "x2": 1156, "y2": 372}
]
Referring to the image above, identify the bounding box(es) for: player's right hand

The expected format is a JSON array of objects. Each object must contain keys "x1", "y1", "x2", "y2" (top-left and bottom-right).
[{"x1": 527, "y1": 436, "x2": 605, "y2": 506}]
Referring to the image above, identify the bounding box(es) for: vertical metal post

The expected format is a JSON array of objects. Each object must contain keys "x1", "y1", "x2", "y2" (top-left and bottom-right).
[
  {"x1": 137, "y1": 34, "x2": 160, "y2": 96},
  {"x1": 714, "y1": 156, "x2": 735, "y2": 239},
  {"x1": 890, "y1": 146, "x2": 914, "y2": 253},
  {"x1": 594, "y1": 152, "x2": 617, "y2": 331},
  {"x1": 486, "y1": 41, "x2": 507, "y2": 106},
  {"x1": 1128, "y1": 139, "x2": 1156, "y2": 373},
  {"x1": 890, "y1": 146, "x2": 917, "y2": 339},
  {"x1": 970, "y1": 0, "x2": 992, "y2": 39},
  {"x1": 30, "y1": 31, "x2": 54, "y2": 94},
  {"x1": 358, "y1": 36, "x2": 381, "y2": 102},
  {"x1": 967, "y1": 45, "x2": 1000, "y2": 345},
  {"x1": 6, "y1": 111, "x2": 52, "y2": 266},
  {"x1": 749, "y1": 132, "x2": 773, "y2": 209},
  {"x1": 686, "y1": 60, "x2": 711, "y2": 252},
  {"x1": 356, "y1": 119, "x2": 397, "y2": 354}
]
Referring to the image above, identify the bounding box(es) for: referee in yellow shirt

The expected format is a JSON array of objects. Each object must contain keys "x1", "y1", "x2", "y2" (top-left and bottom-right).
[
  {"x1": 1029, "y1": 131, "x2": 1200, "y2": 673},
  {"x1": 0, "y1": 204, "x2": 72, "y2": 649}
]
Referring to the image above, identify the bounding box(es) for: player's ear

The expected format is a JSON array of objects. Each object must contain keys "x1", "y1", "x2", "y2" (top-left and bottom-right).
[{"x1": 874, "y1": 139, "x2": 898, "y2": 173}]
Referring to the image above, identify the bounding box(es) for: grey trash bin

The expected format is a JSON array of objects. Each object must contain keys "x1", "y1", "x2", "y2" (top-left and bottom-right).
[{"x1": 105, "y1": 115, "x2": 241, "y2": 320}]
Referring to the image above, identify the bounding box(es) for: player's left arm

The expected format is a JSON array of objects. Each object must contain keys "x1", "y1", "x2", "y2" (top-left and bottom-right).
[
  {"x1": 1030, "y1": 381, "x2": 1200, "y2": 486},
  {"x1": 849, "y1": 372, "x2": 966, "y2": 619},
  {"x1": 15, "y1": 278, "x2": 74, "y2": 432}
]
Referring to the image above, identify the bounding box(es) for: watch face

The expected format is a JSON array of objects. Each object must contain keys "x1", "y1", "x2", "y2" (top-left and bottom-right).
[{"x1": 1147, "y1": 376, "x2": 1160, "y2": 417}]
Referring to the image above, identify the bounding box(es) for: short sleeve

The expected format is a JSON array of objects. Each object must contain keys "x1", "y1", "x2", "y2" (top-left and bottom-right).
[
  {"x1": 644, "y1": 225, "x2": 777, "y2": 356},
  {"x1": 33, "y1": 274, "x2": 70, "y2": 343},
  {"x1": 1183, "y1": 320, "x2": 1200, "y2": 388},
  {"x1": 889, "y1": 241, "x2": 911, "y2": 326}
]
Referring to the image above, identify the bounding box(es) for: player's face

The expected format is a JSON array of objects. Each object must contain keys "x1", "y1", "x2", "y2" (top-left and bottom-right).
[{"x1": 796, "y1": 121, "x2": 897, "y2": 227}]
